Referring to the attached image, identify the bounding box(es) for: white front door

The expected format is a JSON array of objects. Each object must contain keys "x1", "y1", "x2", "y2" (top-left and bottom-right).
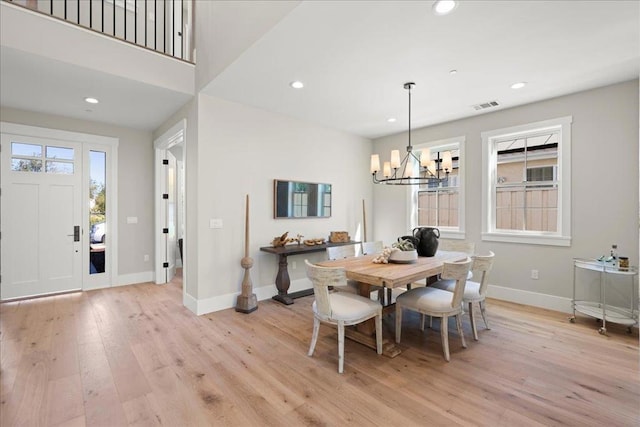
[{"x1": 1, "y1": 134, "x2": 83, "y2": 299}]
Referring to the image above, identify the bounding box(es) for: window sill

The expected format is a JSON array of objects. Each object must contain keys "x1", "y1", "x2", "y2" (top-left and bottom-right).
[
  {"x1": 481, "y1": 232, "x2": 571, "y2": 247},
  {"x1": 438, "y1": 229, "x2": 466, "y2": 240}
]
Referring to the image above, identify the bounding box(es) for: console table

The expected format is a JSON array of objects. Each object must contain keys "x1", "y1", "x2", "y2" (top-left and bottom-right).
[{"x1": 260, "y1": 241, "x2": 359, "y2": 305}]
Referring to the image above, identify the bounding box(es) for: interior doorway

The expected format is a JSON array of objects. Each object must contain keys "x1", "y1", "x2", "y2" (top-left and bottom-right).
[{"x1": 154, "y1": 120, "x2": 185, "y2": 291}]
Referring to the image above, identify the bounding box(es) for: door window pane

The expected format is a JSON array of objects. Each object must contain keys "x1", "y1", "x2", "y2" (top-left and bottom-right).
[
  {"x1": 46, "y1": 160, "x2": 74, "y2": 174},
  {"x1": 46, "y1": 146, "x2": 74, "y2": 160},
  {"x1": 89, "y1": 151, "x2": 106, "y2": 274},
  {"x1": 11, "y1": 158, "x2": 43, "y2": 172},
  {"x1": 11, "y1": 142, "x2": 42, "y2": 157}
]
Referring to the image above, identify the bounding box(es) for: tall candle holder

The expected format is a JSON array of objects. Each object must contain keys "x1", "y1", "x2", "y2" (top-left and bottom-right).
[{"x1": 235, "y1": 194, "x2": 258, "y2": 313}]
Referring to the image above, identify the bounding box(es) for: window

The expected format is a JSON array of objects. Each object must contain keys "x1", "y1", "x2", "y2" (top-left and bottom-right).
[
  {"x1": 11, "y1": 142, "x2": 74, "y2": 174},
  {"x1": 482, "y1": 116, "x2": 572, "y2": 246},
  {"x1": 411, "y1": 137, "x2": 465, "y2": 239}
]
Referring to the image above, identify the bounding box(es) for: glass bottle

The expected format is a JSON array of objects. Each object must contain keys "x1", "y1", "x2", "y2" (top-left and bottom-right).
[{"x1": 610, "y1": 244, "x2": 618, "y2": 266}]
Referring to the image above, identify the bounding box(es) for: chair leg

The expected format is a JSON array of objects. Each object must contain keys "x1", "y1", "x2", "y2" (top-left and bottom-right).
[
  {"x1": 468, "y1": 301, "x2": 478, "y2": 341},
  {"x1": 429, "y1": 315, "x2": 433, "y2": 329},
  {"x1": 440, "y1": 316, "x2": 450, "y2": 362},
  {"x1": 456, "y1": 313, "x2": 467, "y2": 349},
  {"x1": 375, "y1": 313, "x2": 383, "y2": 355},
  {"x1": 337, "y1": 320, "x2": 345, "y2": 374},
  {"x1": 387, "y1": 287, "x2": 392, "y2": 305},
  {"x1": 308, "y1": 317, "x2": 320, "y2": 356},
  {"x1": 395, "y1": 305, "x2": 403, "y2": 343},
  {"x1": 377, "y1": 288, "x2": 384, "y2": 305},
  {"x1": 479, "y1": 299, "x2": 491, "y2": 330}
]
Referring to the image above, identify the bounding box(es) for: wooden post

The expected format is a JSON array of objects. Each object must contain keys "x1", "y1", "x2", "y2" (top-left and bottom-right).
[
  {"x1": 236, "y1": 194, "x2": 258, "y2": 313},
  {"x1": 362, "y1": 199, "x2": 367, "y2": 242}
]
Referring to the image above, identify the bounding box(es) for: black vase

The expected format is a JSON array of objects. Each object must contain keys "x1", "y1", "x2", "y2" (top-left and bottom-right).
[{"x1": 412, "y1": 227, "x2": 440, "y2": 257}]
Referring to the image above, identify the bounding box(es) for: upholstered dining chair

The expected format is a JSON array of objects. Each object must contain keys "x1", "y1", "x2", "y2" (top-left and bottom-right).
[
  {"x1": 326, "y1": 244, "x2": 385, "y2": 303},
  {"x1": 305, "y1": 260, "x2": 383, "y2": 373},
  {"x1": 395, "y1": 257, "x2": 472, "y2": 361},
  {"x1": 430, "y1": 251, "x2": 495, "y2": 340}
]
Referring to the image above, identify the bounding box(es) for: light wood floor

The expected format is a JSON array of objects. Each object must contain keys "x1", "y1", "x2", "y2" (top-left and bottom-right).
[{"x1": 1, "y1": 273, "x2": 638, "y2": 426}]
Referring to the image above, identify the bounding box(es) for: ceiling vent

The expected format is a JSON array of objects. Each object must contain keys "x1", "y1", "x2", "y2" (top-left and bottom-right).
[{"x1": 472, "y1": 100, "x2": 499, "y2": 111}]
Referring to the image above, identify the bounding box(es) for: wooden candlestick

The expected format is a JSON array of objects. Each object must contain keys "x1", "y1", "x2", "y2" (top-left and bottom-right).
[{"x1": 236, "y1": 194, "x2": 258, "y2": 313}]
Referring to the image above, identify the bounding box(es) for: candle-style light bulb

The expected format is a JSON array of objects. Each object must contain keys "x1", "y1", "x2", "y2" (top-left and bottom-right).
[
  {"x1": 390, "y1": 150, "x2": 401, "y2": 169},
  {"x1": 428, "y1": 160, "x2": 436, "y2": 175},
  {"x1": 383, "y1": 162, "x2": 391, "y2": 178},
  {"x1": 370, "y1": 154, "x2": 380, "y2": 174},
  {"x1": 404, "y1": 160, "x2": 414, "y2": 178},
  {"x1": 420, "y1": 149, "x2": 431, "y2": 167},
  {"x1": 442, "y1": 151, "x2": 453, "y2": 173}
]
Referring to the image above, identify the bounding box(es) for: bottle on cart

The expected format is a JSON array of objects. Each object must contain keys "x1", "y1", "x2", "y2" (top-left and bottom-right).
[{"x1": 610, "y1": 244, "x2": 618, "y2": 266}]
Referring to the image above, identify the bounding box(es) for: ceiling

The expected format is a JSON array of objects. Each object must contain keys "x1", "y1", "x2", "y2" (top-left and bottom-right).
[
  {"x1": 203, "y1": 0, "x2": 639, "y2": 139},
  {"x1": 0, "y1": 46, "x2": 193, "y2": 131},
  {"x1": 1, "y1": 1, "x2": 638, "y2": 138}
]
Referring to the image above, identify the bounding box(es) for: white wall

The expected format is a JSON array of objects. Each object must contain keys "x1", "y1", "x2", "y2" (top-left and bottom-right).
[
  {"x1": 192, "y1": 94, "x2": 372, "y2": 310},
  {"x1": 0, "y1": 106, "x2": 155, "y2": 280},
  {"x1": 372, "y1": 80, "x2": 639, "y2": 312}
]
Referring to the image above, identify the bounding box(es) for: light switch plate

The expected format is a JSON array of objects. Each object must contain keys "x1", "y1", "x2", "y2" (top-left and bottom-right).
[
  {"x1": 127, "y1": 216, "x2": 138, "y2": 224},
  {"x1": 210, "y1": 218, "x2": 223, "y2": 229}
]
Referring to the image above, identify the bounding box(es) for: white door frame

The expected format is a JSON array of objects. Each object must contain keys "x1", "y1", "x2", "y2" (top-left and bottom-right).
[
  {"x1": 154, "y1": 120, "x2": 186, "y2": 293},
  {"x1": 0, "y1": 122, "x2": 119, "y2": 294}
]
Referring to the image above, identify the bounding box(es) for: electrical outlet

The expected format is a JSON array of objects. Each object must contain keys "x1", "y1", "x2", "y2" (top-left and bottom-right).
[
  {"x1": 144, "y1": 254, "x2": 149, "y2": 262},
  {"x1": 531, "y1": 269, "x2": 539, "y2": 279}
]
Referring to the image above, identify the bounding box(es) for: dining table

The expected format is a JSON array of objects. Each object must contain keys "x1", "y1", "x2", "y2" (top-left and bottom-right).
[{"x1": 316, "y1": 250, "x2": 468, "y2": 357}]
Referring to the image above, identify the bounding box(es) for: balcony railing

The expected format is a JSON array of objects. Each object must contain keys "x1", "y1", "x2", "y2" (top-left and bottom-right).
[{"x1": 5, "y1": 0, "x2": 193, "y2": 62}]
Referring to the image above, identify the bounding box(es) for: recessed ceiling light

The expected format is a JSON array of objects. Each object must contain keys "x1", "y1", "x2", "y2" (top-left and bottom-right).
[
  {"x1": 432, "y1": 0, "x2": 458, "y2": 16},
  {"x1": 511, "y1": 82, "x2": 527, "y2": 89},
  {"x1": 387, "y1": 118, "x2": 397, "y2": 123},
  {"x1": 449, "y1": 69, "x2": 458, "y2": 75},
  {"x1": 290, "y1": 81, "x2": 304, "y2": 89},
  {"x1": 84, "y1": 97, "x2": 99, "y2": 104}
]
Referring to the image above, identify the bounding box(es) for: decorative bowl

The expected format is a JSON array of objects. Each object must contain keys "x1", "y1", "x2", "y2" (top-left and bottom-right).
[{"x1": 388, "y1": 249, "x2": 418, "y2": 264}]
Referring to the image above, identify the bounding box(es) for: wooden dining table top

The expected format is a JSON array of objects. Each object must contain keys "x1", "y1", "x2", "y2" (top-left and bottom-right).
[{"x1": 316, "y1": 250, "x2": 468, "y2": 289}]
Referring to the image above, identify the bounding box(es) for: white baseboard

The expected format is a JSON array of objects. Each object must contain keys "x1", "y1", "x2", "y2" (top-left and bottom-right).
[
  {"x1": 487, "y1": 284, "x2": 572, "y2": 313},
  {"x1": 192, "y1": 280, "x2": 573, "y2": 316},
  {"x1": 195, "y1": 278, "x2": 312, "y2": 315},
  {"x1": 115, "y1": 271, "x2": 154, "y2": 287},
  {"x1": 183, "y1": 291, "x2": 198, "y2": 314}
]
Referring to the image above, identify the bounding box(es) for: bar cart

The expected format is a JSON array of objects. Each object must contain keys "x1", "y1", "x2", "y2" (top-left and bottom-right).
[{"x1": 570, "y1": 258, "x2": 638, "y2": 335}]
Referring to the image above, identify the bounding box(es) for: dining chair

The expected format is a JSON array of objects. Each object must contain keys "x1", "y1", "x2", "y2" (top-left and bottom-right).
[
  {"x1": 438, "y1": 239, "x2": 475, "y2": 280},
  {"x1": 361, "y1": 240, "x2": 384, "y2": 255},
  {"x1": 326, "y1": 244, "x2": 385, "y2": 303},
  {"x1": 305, "y1": 260, "x2": 383, "y2": 373},
  {"x1": 395, "y1": 257, "x2": 472, "y2": 362},
  {"x1": 430, "y1": 251, "x2": 495, "y2": 340},
  {"x1": 361, "y1": 241, "x2": 392, "y2": 304},
  {"x1": 438, "y1": 239, "x2": 475, "y2": 255}
]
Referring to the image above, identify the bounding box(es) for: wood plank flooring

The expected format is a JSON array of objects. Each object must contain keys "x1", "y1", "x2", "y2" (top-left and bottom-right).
[{"x1": 1, "y1": 272, "x2": 638, "y2": 426}]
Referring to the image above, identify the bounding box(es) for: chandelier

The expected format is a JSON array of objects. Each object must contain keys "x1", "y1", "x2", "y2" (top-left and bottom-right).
[{"x1": 370, "y1": 82, "x2": 452, "y2": 186}]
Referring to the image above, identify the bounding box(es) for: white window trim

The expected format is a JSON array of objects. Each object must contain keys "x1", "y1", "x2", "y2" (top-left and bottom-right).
[
  {"x1": 408, "y1": 135, "x2": 466, "y2": 240},
  {"x1": 481, "y1": 116, "x2": 572, "y2": 246}
]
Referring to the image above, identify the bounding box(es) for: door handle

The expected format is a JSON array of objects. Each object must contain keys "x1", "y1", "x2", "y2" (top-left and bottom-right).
[{"x1": 69, "y1": 226, "x2": 80, "y2": 242}]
